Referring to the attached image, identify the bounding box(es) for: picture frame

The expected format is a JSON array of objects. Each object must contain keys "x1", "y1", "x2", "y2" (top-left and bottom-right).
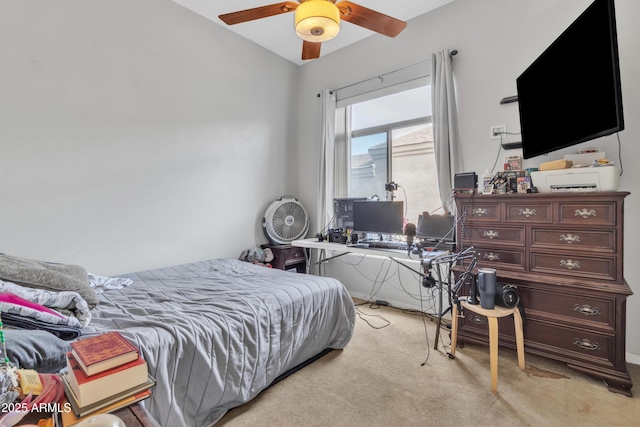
[
  {"x1": 482, "y1": 184, "x2": 494, "y2": 195},
  {"x1": 505, "y1": 154, "x2": 523, "y2": 171},
  {"x1": 517, "y1": 176, "x2": 532, "y2": 193}
]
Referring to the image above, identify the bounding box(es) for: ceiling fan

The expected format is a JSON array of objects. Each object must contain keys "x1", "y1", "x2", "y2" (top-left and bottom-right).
[{"x1": 219, "y1": 0, "x2": 407, "y2": 60}]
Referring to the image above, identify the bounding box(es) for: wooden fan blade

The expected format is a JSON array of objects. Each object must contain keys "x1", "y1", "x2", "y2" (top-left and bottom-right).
[
  {"x1": 219, "y1": 2, "x2": 298, "y2": 25},
  {"x1": 337, "y1": 1, "x2": 407, "y2": 37},
  {"x1": 302, "y1": 41, "x2": 321, "y2": 60}
]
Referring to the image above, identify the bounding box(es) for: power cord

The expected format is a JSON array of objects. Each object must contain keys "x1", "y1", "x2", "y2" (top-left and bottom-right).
[
  {"x1": 490, "y1": 134, "x2": 505, "y2": 174},
  {"x1": 418, "y1": 274, "x2": 432, "y2": 366},
  {"x1": 354, "y1": 305, "x2": 391, "y2": 329},
  {"x1": 352, "y1": 258, "x2": 397, "y2": 329},
  {"x1": 617, "y1": 133, "x2": 624, "y2": 176}
]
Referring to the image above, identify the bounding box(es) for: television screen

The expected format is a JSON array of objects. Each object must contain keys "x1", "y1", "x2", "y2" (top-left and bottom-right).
[
  {"x1": 516, "y1": 0, "x2": 624, "y2": 159},
  {"x1": 416, "y1": 214, "x2": 455, "y2": 243},
  {"x1": 352, "y1": 200, "x2": 404, "y2": 235}
]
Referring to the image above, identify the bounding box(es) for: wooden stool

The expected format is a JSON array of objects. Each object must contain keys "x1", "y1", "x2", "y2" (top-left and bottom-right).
[{"x1": 450, "y1": 300, "x2": 525, "y2": 393}]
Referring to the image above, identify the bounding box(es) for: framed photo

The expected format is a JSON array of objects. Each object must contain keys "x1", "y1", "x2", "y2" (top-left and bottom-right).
[
  {"x1": 505, "y1": 155, "x2": 523, "y2": 171},
  {"x1": 517, "y1": 176, "x2": 532, "y2": 193},
  {"x1": 482, "y1": 184, "x2": 494, "y2": 195}
]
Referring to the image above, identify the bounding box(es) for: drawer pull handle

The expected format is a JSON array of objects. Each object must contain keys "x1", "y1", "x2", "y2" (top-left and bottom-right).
[
  {"x1": 575, "y1": 208, "x2": 597, "y2": 219},
  {"x1": 473, "y1": 208, "x2": 488, "y2": 217},
  {"x1": 519, "y1": 208, "x2": 537, "y2": 217},
  {"x1": 469, "y1": 314, "x2": 487, "y2": 325},
  {"x1": 484, "y1": 252, "x2": 500, "y2": 261},
  {"x1": 573, "y1": 338, "x2": 600, "y2": 351},
  {"x1": 560, "y1": 234, "x2": 581, "y2": 244},
  {"x1": 560, "y1": 259, "x2": 580, "y2": 270},
  {"x1": 483, "y1": 230, "x2": 500, "y2": 239},
  {"x1": 574, "y1": 304, "x2": 600, "y2": 316}
]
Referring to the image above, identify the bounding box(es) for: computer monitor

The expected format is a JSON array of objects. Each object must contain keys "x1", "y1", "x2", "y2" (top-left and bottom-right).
[
  {"x1": 416, "y1": 214, "x2": 455, "y2": 243},
  {"x1": 352, "y1": 200, "x2": 404, "y2": 235},
  {"x1": 333, "y1": 197, "x2": 368, "y2": 230}
]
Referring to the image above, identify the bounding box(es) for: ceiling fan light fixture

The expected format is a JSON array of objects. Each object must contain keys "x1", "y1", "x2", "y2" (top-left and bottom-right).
[{"x1": 295, "y1": 0, "x2": 340, "y2": 42}]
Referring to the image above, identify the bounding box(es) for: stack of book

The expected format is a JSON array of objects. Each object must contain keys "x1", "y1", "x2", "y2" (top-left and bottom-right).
[{"x1": 61, "y1": 331, "x2": 155, "y2": 426}]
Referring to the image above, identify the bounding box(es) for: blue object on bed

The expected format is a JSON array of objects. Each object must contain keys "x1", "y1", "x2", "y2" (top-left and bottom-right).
[
  {"x1": 5, "y1": 329, "x2": 72, "y2": 373},
  {"x1": 82, "y1": 258, "x2": 356, "y2": 427}
]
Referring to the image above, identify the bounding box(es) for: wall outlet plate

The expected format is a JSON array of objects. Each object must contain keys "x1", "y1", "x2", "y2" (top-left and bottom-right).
[{"x1": 490, "y1": 125, "x2": 507, "y2": 140}]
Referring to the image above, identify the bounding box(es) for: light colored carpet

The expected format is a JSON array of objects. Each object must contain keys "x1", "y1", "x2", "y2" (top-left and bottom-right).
[{"x1": 217, "y1": 301, "x2": 640, "y2": 427}]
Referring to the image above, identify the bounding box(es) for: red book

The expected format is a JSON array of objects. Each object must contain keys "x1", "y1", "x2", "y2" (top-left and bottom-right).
[
  {"x1": 70, "y1": 331, "x2": 138, "y2": 376},
  {"x1": 66, "y1": 352, "x2": 148, "y2": 407}
]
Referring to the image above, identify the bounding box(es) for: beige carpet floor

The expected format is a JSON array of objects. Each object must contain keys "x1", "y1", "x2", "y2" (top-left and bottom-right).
[{"x1": 217, "y1": 301, "x2": 640, "y2": 427}]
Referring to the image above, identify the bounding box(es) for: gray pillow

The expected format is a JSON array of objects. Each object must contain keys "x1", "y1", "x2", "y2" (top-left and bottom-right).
[
  {"x1": 5, "y1": 329, "x2": 71, "y2": 373},
  {"x1": 0, "y1": 254, "x2": 98, "y2": 308}
]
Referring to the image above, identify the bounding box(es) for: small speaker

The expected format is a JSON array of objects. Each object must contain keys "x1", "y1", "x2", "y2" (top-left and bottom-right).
[
  {"x1": 454, "y1": 172, "x2": 477, "y2": 191},
  {"x1": 495, "y1": 283, "x2": 520, "y2": 307}
]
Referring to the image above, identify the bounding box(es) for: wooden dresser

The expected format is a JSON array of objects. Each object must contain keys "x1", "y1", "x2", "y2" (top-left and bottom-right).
[{"x1": 453, "y1": 191, "x2": 633, "y2": 396}]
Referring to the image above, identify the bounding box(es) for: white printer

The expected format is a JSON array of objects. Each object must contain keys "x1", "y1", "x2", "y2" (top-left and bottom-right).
[{"x1": 530, "y1": 166, "x2": 620, "y2": 193}]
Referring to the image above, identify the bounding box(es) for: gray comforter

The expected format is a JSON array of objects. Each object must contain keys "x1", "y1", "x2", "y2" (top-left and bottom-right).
[{"x1": 82, "y1": 258, "x2": 355, "y2": 427}]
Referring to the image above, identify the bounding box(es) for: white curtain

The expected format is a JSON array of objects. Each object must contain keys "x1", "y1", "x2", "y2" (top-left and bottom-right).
[
  {"x1": 333, "y1": 106, "x2": 350, "y2": 199},
  {"x1": 431, "y1": 49, "x2": 461, "y2": 211},
  {"x1": 318, "y1": 89, "x2": 336, "y2": 235}
]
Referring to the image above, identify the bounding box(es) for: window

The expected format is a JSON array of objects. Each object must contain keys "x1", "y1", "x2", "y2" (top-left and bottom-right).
[{"x1": 345, "y1": 85, "x2": 441, "y2": 224}]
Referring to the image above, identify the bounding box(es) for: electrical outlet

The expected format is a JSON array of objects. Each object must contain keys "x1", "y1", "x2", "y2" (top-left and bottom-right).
[{"x1": 490, "y1": 125, "x2": 507, "y2": 140}]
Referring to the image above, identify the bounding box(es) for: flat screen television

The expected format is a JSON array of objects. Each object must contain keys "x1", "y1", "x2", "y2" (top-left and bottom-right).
[
  {"x1": 352, "y1": 200, "x2": 404, "y2": 235},
  {"x1": 516, "y1": 0, "x2": 624, "y2": 159},
  {"x1": 416, "y1": 214, "x2": 455, "y2": 243}
]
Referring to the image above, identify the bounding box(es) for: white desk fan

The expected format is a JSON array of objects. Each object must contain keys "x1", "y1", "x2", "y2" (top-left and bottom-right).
[{"x1": 262, "y1": 196, "x2": 309, "y2": 245}]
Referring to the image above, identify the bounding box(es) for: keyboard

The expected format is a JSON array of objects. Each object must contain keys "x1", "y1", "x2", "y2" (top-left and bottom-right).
[{"x1": 360, "y1": 240, "x2": 408, "y2": 251}]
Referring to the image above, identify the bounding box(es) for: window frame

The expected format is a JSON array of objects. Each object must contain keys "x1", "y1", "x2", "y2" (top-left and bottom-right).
[
  {"x1": 332, "y1": 64, "x2": 432, "y2": 211},
  {"x1": 350, "y1": 116, "x2": 432, "y2": 186}
]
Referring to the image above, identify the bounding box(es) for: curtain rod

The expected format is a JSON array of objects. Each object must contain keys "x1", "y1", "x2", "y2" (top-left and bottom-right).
[{"x1": 317, "y1": 49, "x2": 458, "y2": 97}]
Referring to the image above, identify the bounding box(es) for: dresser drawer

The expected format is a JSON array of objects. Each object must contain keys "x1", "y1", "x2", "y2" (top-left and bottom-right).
[
  {"x1": 525, "y1": 320, "x2": 616, "y2": 369},
  {"x1": 516, "y1": 286, "x2": 615, "y2": 330},
  {"x1": 280, "y1": 246, "x2": 306, "y2": 264},
  {"x1": 458, "y1": 313, "x2": 617, "y2": 369},
  {"x1": 458, "y1": 308, "x2": 517, "y2": 339},
  {"x1": 476, "y1": 248, "x2": 526, "y2": 270},
  {"x1": 558, "y1": 201, "x2": 617, "y2": 226},
  {"x1": 467, "y1": 226, "x2": 525, "y2": 246},
  {"x1": 505, "y1": 203, "x2": 553, "y2": 223},
  {"x1": 460, "y1": 202, "x2": 501, "y2": 222},
  {"x1": 530, "y1": 228, "x2": 616, "y2": 253},
  {"x1": 530, "y1": 252, "x2": 617, "y2": 281}
]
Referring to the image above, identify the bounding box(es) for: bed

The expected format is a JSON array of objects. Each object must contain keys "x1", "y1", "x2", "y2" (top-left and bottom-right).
[{"x1": 1, "y1": 256, "x2": 356, "y2": 427}]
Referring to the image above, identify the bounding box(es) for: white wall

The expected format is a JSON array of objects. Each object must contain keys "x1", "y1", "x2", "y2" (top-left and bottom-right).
[
  {"x1": 322, "y1": 252, "x2": 449, "y2": 316},
  {"x1": 296, "y1": 0, "x2": 640, "y2": 359},
  {"x1": 0, "y1": 0, "x2": 300, "y2": 275}
]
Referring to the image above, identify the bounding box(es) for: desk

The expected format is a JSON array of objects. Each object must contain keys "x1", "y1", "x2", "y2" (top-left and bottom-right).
[
  {"x1": 292, "y1": 238, "x2": 450, "y2": 348},
  {"x1": 291, "y1": 238, "x2": 446, "y2": 274}
]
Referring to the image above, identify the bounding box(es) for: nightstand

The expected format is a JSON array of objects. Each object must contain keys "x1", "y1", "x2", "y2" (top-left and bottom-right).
[
  {"x1": 262, "y1": 244, "x2": 307, "y2": 273},
  {"x1": 112, "y1": 402, "x2": 160, "y2": 427}
]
